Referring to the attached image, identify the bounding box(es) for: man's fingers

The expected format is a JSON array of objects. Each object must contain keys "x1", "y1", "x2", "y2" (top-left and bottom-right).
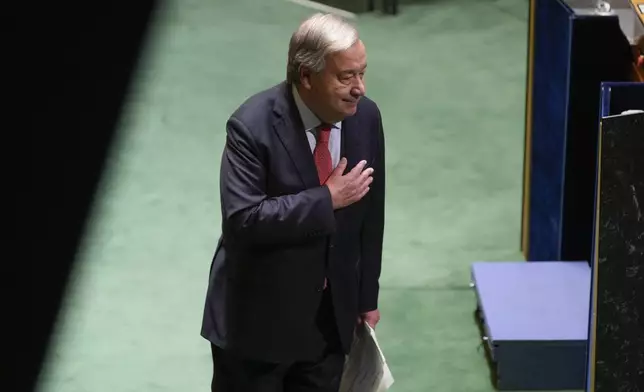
[
  {"x1": 360, "y1": 167, "x2": 374, "y2": 180},
  {"x1": 349, "y1": 160, "x2": 368, "y2": 176},
  {"x1": 360, "y1": 170, "x2": 374, "y2": 185},
  {"x1": 355, "y1": 186, "x2": 370, "y2": 201},
  {"x1": 355, "y1": 176, "x2": 373, "y2": 195},
  {"x1": 333, "y1": 157, "x2": 348, "y2": 175},
  {"x1": 350, "y1": 176, "x2": 372, "y2": 201}
]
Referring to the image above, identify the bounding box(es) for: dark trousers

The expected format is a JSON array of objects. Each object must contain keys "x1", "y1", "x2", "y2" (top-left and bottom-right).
[{"x1": 211, "y1": 291, "x2": 345, "y2": 392}]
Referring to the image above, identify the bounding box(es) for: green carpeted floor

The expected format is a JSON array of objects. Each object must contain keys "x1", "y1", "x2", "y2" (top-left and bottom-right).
[{"x1": 36, "y1": 0, "x2": 538, "y2": 391}]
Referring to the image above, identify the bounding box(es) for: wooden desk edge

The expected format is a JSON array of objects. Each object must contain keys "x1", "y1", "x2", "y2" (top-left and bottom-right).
[{"x1": 630, "y1": 0, "x2": 644, "y2": 26}]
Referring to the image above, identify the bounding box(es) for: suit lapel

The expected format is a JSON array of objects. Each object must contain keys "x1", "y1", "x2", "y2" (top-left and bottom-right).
[
  {"x1": 333, "y1": 110, "x2": 368, "y2": 224},
  {"x1": 272, "y1": 82, "x2": 370, "y2": 189},
  {"x1": 340, "y1": 111, "x2": 368, "y2": 175},
  {"x1": 272, "y1": 83, "x2": 320, "y2": 189}
]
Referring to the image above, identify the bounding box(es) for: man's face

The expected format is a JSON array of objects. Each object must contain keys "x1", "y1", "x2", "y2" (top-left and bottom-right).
[{"x1": 301, "y1": 40, "x2": 367, "y2": 123}]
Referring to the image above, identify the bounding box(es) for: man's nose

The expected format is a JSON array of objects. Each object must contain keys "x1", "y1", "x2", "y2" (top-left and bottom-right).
[{"x1": 351, "y1": 79, "x2": 365, "y2": 97}]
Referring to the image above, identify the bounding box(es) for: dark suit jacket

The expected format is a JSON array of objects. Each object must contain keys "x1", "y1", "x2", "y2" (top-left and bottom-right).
[{"x1": 200, "y1": 81, "x2": 385, "y2": 363}]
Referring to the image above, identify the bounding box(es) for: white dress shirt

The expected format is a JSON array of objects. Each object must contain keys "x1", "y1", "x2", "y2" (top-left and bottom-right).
[{"x1": 292, "y1": 86, "x2": 342, "y2": 169}]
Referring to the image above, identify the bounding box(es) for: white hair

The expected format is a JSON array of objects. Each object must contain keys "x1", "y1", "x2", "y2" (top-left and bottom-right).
[{"x1": 286, "y1": 13, "x2": 359, "y2": 84}]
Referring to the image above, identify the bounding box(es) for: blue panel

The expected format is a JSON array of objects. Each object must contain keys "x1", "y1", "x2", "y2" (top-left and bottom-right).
[{"x1": 528, "y1": 0, "x2": 573, "y2": 260}]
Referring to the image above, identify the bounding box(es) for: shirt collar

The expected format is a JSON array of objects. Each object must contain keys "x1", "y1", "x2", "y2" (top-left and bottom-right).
[{"x1": 292, "y1": 85, "x2": 341, "y2": 132}]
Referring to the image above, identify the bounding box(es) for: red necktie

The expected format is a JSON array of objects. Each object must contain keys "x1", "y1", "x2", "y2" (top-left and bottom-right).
[
  {"x1": 314, "y1": 125, "x2": 332, "y2": 291},
  {"x1": 313, "y1": 125, "x2": 332, "y2": 185}
]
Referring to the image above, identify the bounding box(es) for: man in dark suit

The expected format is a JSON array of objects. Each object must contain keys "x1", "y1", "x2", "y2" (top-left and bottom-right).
[{"x1": 200, "y1": 12, "x2": 386, "y2": 392}]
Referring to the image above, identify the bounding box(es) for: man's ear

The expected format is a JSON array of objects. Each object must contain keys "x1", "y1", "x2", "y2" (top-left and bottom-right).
[{"x1": 299, "y1": 67, "x2": 313, "y2": 90}]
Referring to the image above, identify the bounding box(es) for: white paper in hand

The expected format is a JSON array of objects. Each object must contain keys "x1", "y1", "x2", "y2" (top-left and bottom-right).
[{"x1": 339, "y1": 322, "x2": 394, "y2": 392}]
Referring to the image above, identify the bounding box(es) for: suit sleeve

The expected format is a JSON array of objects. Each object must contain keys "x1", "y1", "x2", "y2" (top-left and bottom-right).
[
  {"x1": 359, "y1": 108, "x2": 386, "y2": 313},
  {"x1": 220, "y1": 116, "x2": 336, "y2": 245}
]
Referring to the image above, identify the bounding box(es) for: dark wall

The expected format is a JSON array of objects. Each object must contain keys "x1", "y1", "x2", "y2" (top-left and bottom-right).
[
  {"x1": 13, "y1": 3, "x2": 159, "y2": 391},
  {"x1": 559, "y1": 15, "x2": 634, "y2": 262}
]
